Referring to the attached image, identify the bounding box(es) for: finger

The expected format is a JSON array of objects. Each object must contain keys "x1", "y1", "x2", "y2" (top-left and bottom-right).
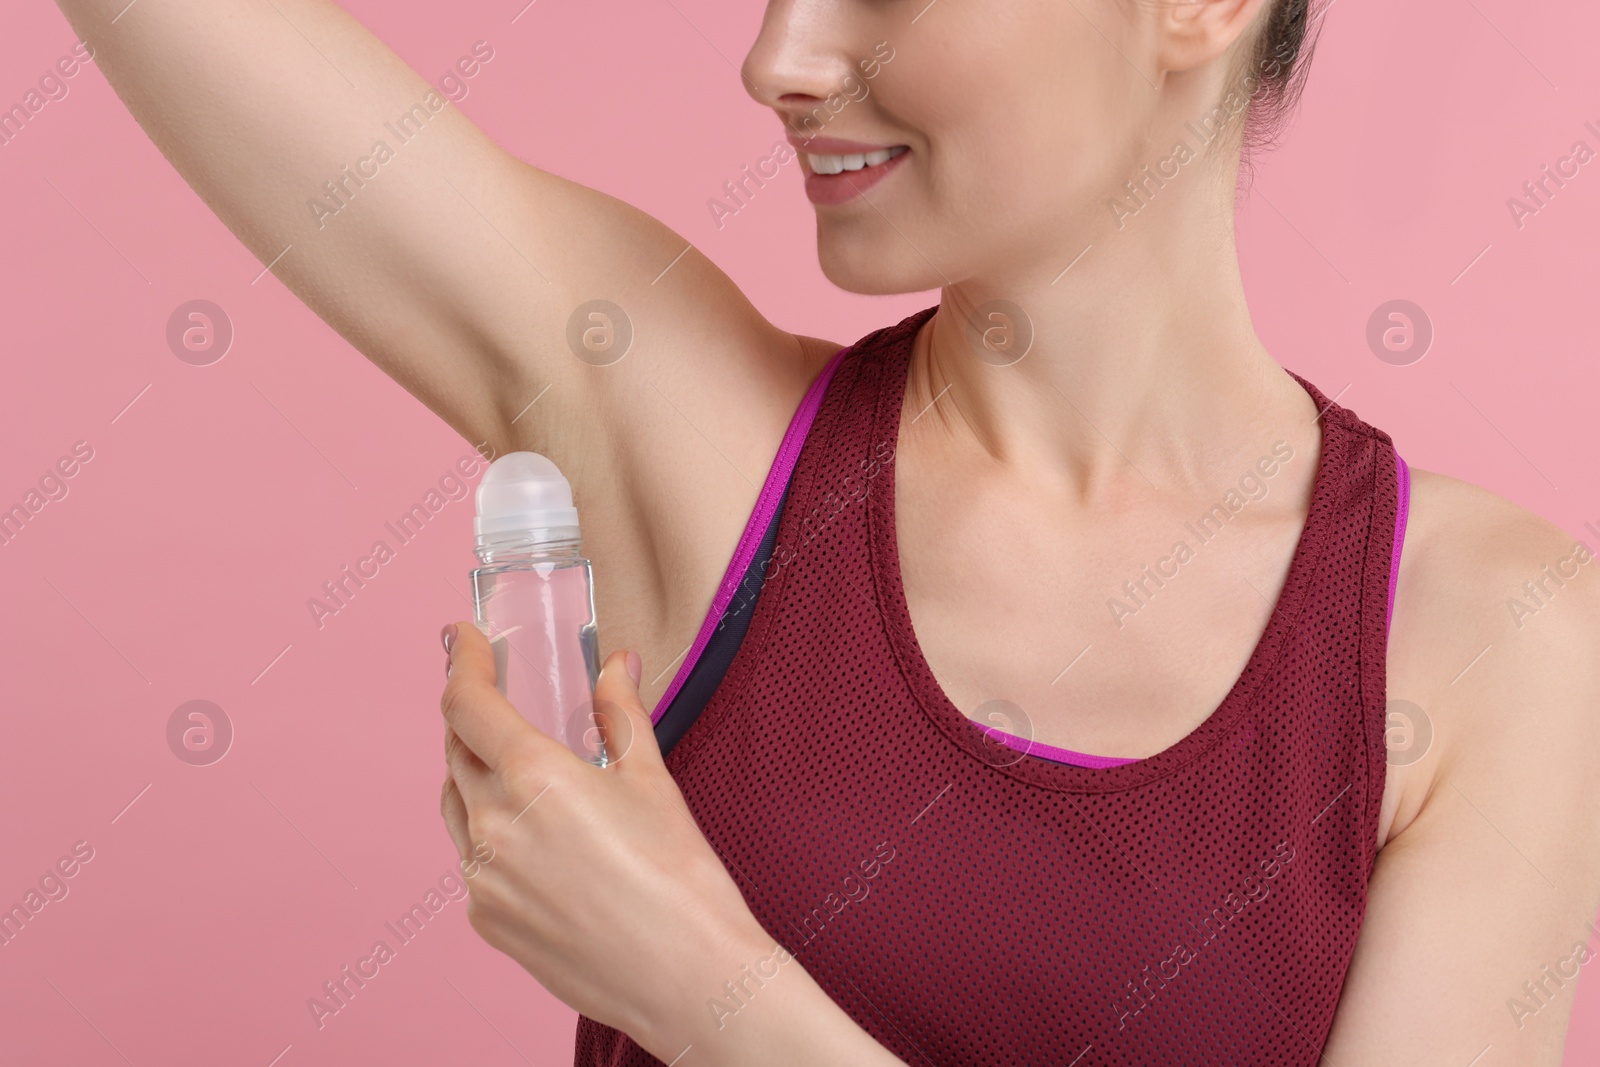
[
  {"x1": 591, "y1": 649, "x2": 666, "y2": 773},
  {"x1": 440, "y1": 774, "x2": 471, "y2": 862},
  {"x1": 440, "y1": 619, "x2": 546, "y2": 769},
  {"x1": 445, "y1": 724, "x2": 496, "y2": 806}
]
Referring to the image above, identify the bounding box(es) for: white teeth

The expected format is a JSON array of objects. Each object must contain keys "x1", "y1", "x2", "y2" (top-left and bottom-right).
[{"x1": 805, "y1": 145, "x2": 907, "y2": 175}]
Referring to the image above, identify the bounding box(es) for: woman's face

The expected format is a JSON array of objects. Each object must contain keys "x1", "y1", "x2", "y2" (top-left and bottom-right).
[{"x1": 741, "y1": 0, "x2": 1256, "y2": 295}]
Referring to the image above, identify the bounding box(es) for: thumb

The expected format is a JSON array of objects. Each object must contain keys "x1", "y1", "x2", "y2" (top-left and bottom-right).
[{"x1": 590, "y1": 649, "x2": 664, "y2": 771}]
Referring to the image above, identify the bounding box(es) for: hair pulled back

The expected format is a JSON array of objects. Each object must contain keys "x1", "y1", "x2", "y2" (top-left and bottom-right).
[{"x1": 1234, "y1": 0, "x2": 1323, "y2": 161}]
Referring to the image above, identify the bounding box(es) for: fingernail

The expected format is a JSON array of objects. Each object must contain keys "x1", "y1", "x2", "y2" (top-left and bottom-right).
[
  {"x1": 625, "y1": 650, "x2": 641, "y2": 687},
  {"x1": 441, "y1": 623, "x2": 457, "y2": 654}
]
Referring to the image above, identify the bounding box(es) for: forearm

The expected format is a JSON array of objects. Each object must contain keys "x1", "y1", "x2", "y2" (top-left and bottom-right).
[{"x1": 639, "y1": 932, "x2": 906, "y2": 1067}]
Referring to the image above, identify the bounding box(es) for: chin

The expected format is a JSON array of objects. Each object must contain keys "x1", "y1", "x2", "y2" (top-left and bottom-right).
[{"x1": 815, "y1": 230, "x2": 946, "y2": 296}]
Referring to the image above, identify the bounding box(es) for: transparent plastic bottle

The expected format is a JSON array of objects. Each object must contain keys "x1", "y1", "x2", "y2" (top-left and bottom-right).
[{"x1": 470, "y1": 452, "x2": 606, "y2": 766}]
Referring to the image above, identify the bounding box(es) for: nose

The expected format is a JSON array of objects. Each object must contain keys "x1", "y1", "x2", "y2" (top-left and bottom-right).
[{"x1": 741, "y1": 0, "x2": 860, "y2": 124}]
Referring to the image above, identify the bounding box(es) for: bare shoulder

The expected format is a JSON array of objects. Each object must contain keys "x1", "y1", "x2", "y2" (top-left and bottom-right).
[
  {"x1": 1382, "y1": 464, "x2": 1600, "y2": 843},
  {"x1": 1326, "y1": 466, "x2": 1600, "y2": 1061},
  {"x1": 1394, "y1": 467, "x2": 1599, "y2": 662},
  {"x1": 1398, "y1": 467, "x2": 1599, "y2": 617}
]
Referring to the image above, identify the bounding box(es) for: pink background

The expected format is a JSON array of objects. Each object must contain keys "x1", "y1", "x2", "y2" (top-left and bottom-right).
[{"x1": 3, "y1": 0, "x2": 1597, "y2": 1063}]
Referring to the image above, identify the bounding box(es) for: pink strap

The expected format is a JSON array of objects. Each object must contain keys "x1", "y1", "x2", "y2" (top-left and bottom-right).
[
  {"x1": 1388, "y1": 451, "x2": 1411, "y2": 638},
  {"x1": 650, "y1": 347, "x2": 851, "y2": 723},
  {"x1": 974, "y1": 723, "x2": 1140, "y2": 769}
]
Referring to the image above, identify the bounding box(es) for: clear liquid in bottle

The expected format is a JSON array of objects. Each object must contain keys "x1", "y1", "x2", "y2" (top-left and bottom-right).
[{"x1": 469, "y1": 453, "x2": 607, "y2": 766}]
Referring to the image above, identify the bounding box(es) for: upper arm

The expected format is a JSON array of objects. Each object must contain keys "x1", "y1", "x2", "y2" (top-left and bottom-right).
[
  {"x1": 56, "y1": 0, "x2": 817, "y2": 472},
  {"x1": 1323, "y1": 482, "x2": 1600, "y2": 1064},
  {"x1": 61, "y1": 0, "x2": 829, "y2": 641}
]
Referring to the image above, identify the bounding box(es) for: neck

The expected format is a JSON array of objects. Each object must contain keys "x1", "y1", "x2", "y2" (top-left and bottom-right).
[{"x1": 907, "y1": 162, "x2": 1318, "y2": 502}]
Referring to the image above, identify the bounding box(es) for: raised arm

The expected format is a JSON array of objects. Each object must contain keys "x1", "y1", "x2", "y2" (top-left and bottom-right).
[{"x1": 55, "y1": 0, "x2": 835, "y2": 684}]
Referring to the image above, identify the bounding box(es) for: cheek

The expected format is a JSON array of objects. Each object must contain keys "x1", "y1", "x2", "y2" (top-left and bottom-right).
[
  {"x1": 1052, "y1": 12, "x2": 1155, "y2": 163},
  {"x1": 919, "y1": 40, "x2": 1142, "y2": 235}
]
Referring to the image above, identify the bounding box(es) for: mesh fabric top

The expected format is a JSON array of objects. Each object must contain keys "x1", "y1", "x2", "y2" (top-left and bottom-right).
[{"x1": 582, "y1": 304, "x2": 1398, "y2": 1065}]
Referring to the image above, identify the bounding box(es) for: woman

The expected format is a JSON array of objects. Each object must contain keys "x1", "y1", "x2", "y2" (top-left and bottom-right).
[{"x1": 58, "y1": 0, "x2": 1600, "y2": 1062}]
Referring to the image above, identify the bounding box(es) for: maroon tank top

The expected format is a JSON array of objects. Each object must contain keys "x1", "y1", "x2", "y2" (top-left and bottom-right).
[{"x1": 575, "y1": 304, "x2": 1400, "y2": 1065}]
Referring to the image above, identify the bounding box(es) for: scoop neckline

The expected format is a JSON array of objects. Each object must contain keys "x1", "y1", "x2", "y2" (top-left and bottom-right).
[{"x1": 867, "y1": 303, "x2": 1339, "y2": 794}]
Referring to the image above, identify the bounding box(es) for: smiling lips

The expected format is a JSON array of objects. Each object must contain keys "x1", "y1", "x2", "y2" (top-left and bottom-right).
[{"x1": 787, "y1": 134, "x2": 910, "y2": 206}]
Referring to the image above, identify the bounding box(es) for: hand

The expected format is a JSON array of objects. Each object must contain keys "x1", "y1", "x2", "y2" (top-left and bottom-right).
[{"x1": 436, "y1": 620, "x2": 771, "y2": 1059}]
